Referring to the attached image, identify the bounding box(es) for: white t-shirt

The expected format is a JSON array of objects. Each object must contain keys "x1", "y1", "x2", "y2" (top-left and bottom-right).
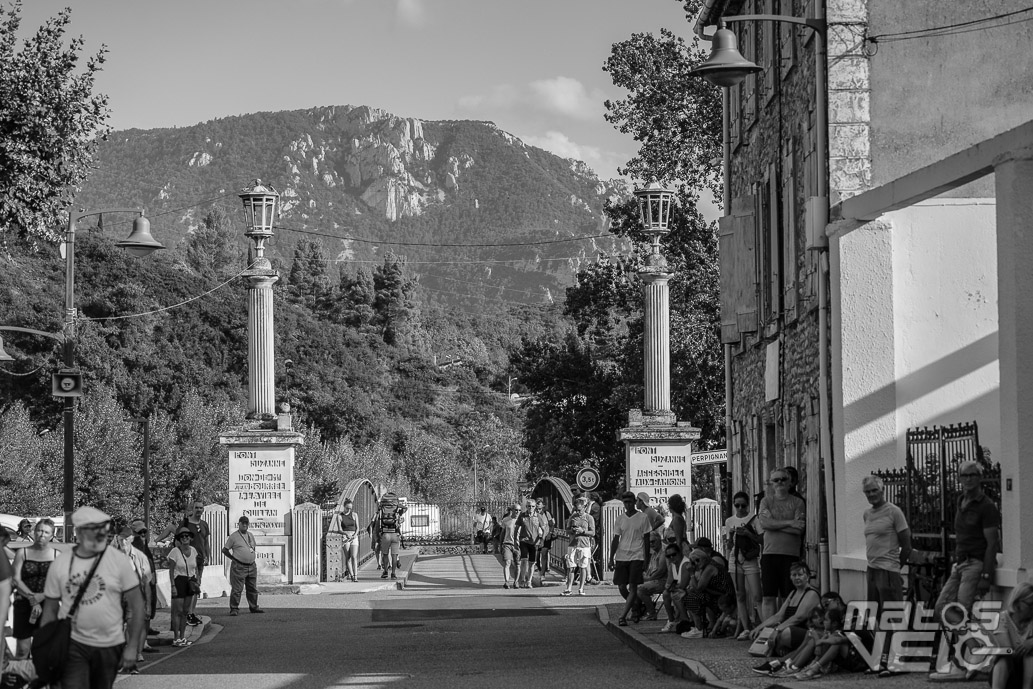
[
  {"x1": 614, "y1": 511, "x2": 651, "y2": 562},
  {"x1": 44, "y1": 547, "x2": 140, "y2": 647},
  {"x1": 167, "y1": 546, "x2": 198, "y2": 578},
  {"x1": 723, "y1": 513, "x2": 755, "y2": 557},
  {"x1": 224, "y1": 531, "x2": 258, "y2": 565}
]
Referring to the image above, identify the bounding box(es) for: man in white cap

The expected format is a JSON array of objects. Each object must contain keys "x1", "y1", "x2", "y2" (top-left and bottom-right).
[{"x1": 39, "y1": 506, "x2": 145, "y2": 688}]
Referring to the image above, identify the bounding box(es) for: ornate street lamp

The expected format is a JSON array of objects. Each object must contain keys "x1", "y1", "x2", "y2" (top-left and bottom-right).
[{"x1": 239, "y1": 180, "x2": 279, "y2": 258}]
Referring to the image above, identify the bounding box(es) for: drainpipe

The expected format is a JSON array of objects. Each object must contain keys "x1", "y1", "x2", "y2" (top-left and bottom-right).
[{"x1": 722, "y1": 83, "x2": 735, "y2": 495}]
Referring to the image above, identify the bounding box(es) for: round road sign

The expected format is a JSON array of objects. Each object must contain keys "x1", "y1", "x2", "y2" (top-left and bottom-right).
[{"x1": 575, "y1": 468, "x2": 601, "y2": 492}]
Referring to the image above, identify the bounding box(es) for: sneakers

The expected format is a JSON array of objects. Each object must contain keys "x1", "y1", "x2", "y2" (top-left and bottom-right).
[
  {"x1": 172, "y1": 638, "x2": 192, "y2": 647},
  {"x1": 186, "y1": 614, "x2": 201, "y2": 626},
  {"x1": 504, "y1": 583, "x2": 510, "y2": 589},
  {"x1": 390, "y1": 573, "x2": 397, "y2": 580},
  {"x1": 578, "y1": 589, "x2": 586, "y2": 596},
  {"x1": 229, "y1": 609, "x2": 239, "y2": 616},
  {"x1": 642, "y1": 610, "x2": 658, "y2": 621},
  {"x1": 771, "y1": 664, "x2": 799, "y2": 677},
  {"x1": 929, "y1": 665, "x2": 969, "y2": 682},
  {"x1": 250, "y1": 608, "x2": 265, "y2": 613},
  {"x1": 794, "y1": 663, "x2": 824, "y2": 681},
  {"x1": 752, "y1": 660, "x2": 782, "y2": 676},
  {"x1": 680, "y1": 629, "x2": 704, "y2": 639},
  {"x1": 561, "y1": 589, "x2": 572, "y2": 596},
  {"x1": 660, "y1": 621, "x2": 677, "y2": 633},
  {"x1": 381, "y1": 571, "x2": 389, "y2": 579}
]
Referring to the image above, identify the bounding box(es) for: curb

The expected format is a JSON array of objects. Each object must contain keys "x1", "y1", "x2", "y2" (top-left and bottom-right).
[
  {"x1": 596, "y1": 605, "x2": 743, "y2": 688},
  {"x1": 148, "y1": 614, "x2": 212, "y2": 646},
  {"x1": 396, "y1": 550, "x2": 420, "y2": 590}
]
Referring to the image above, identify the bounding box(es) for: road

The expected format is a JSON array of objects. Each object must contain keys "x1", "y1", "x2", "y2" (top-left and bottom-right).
[{"x1": 116, "y1": 553, "x2": 689, "y2": 689}]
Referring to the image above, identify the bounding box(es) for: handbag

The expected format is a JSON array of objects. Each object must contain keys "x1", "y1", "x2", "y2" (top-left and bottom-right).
[
  {"x1": 32, "y1": 550, "x2": 105, "y2": 685},
  {"x1": 735, "y1": 516, "x2": 761, "y2": 561},
  {"x1": 748, "y1": 626, "x2": 778, "y2": 657},
  {"x1": 188, "y1": 576, "x2": 202, "y2": 596}
]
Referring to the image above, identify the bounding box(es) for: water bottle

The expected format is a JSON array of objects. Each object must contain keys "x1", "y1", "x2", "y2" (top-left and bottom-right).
[{"x1": 29, "y1": 603, "x2": 41, "y2": 624}]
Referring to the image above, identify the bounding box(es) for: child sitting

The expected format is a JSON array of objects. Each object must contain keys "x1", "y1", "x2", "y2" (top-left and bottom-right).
[
  {"x1": 710, "y1": 592, "x2": 740, "y2": 638},
  {"x1": 756, "y1": 607, "x2": 825, "y2": 676},
  {"x1": 791, "y1": 606, "x2": 864, "y2": 680}
]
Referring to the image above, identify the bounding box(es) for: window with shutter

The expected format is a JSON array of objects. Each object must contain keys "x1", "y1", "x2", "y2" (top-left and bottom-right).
[
  {"x1": 732, "y1": 194, "x2": 758, "y2": 334},
  {"x1": 782, "y1": 144, "x2": 798, "y2": 322},
  {"x1": 718, "y1": 215, "x2": 740, "y2": 344},
  {"x1": 768, "y1": 162, "x2": 781, "y2": 320}
]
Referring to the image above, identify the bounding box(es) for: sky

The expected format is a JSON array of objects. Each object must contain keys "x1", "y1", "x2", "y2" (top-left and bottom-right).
[{"x1": 18, "y1": 0, "x2": 699, "y2": 185}]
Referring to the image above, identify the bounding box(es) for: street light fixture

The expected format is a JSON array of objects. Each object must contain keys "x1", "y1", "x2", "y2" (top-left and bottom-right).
[{"x1": 0, "y1": 208, "x2": 164, "y2": 541}]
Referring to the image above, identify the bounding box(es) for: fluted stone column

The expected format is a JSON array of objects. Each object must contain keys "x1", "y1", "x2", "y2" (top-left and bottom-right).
[
  {"x1": 245, "y1": 259, "x2": 278, "y2": 418},
  {"x1": 642, "y1": 270, "x2": 672, "y2": 414}
]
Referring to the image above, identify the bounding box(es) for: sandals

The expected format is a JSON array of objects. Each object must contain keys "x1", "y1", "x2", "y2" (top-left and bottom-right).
[
  {"x1": 618, "y1": 617, "x2": 628, "y2": 626},
  {"x1": 561, "y1": 589, "x2": 572, "y2": 596}
]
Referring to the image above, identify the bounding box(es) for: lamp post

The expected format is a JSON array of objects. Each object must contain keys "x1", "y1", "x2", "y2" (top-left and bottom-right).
[
  {"x1": 1, "y1": 209, "x2": 164, "y2": 542},
  {"x1": 131, "y1": 417, "x2": 151, "y2": 534}
]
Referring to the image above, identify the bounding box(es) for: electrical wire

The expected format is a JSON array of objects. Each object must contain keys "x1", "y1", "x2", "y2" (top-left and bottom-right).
[
  {"x1": 0, "y1": 363, "x2": 49, "y2": 377},
  {"x1": 80, "y1": 262, "x2": 256, "y2": 322},
  {"x1": 276, "y1": 224, "x2": 610, "y2": 248},
  {"x1": 74, "y1": 191, "x2": 239, "y2": 230},
  {"x1": 868, "y1": 5, "x2": 1033, "y2": 43}
]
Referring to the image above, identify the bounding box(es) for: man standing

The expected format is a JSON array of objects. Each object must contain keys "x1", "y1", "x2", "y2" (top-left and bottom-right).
[
  {"x1": 39, "y1": 506, "x2": 145, "y2": 689},
  {"x1": 371, "y1": 494, "x2": 405, "y2": 580},
  {"x1": 757, "y1": 468, "x2": 807, "y2": 621},
  {"x1": 473, "y1": 506, "x2": 492, "y2": 554},
  {"x1": 181, "y1": 500, "x2": 210, "y2": 627},
  {"x1": 610, "y1": 491, "x2": 652, "y2": 626},
  {"x1": 636, "y1": 492, "x2": 665, "y2": 532},
  {"x1": 114, "y1": 520, "x2": 152, "y2": 665},
  {"x1": 930, "y1": 460, "x2": 1000, "y2": 681},
  {"x1": 223, "y1": 516, "x2": 262, "y2": 615},
  {"x1": 562, "y1": 495, "x2": 595, "y2": 596},
  {"x1": 515, "y1": 498, "x2": 543, "y2": 588}
]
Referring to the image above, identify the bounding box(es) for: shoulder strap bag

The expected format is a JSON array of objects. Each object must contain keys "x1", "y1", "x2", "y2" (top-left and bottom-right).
[{"x1": 32, "y1": 550, "x2": 105, "y2": 684}]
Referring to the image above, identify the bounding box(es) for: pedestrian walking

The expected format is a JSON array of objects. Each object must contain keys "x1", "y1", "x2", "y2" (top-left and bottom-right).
[
  {"x1": 515, "y1": 498, "x2": 544, "y2": 588},
  {"x1": 181, "y1": 500, "x2": 210, "y2": 627},
  {"x1": 11, "y1": 518, "x2": 57, "y2": 658},
  {"x1": 757, "y1": 468, "x2": 807, "y2": 621},
  {"x1": 473, "y1": 506, "x2": 492, "y2": 554},
  {"x1": 370, "y1": 493, "x2": 405, "y2": 579},
  {"x1": 562, "y1": 495, "x2": 595, "y2": 596},
  {"x1": 167, "y1": 526, "x2": 199, "y2": 647},
  {"x1": 223, "y1": 516, "x2": 262, "y2": 615},
  {"x1": 499, "y1": 505, "x2": 520, "y2": 589},
  {"x1": 335, "y1": 499, "x2": 360, "y2": 582},
  {"x1": 114, "y1": 519, "x2": 152, "y2": 665},
  {"x1": 535, "y1": 499, "x2": 555, "y2": 577},
  {"x1": 930, "y1": 460, "x2": 1001, "y2": 681},
  {"x1": 611, "y1": 491, "x2": 652, "y2": 626},
  {"x1": 39, "y1": 506, "x2": 145, "y2": 688}
]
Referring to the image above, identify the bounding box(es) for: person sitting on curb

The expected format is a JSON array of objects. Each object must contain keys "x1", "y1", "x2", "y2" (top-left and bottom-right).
[
  {"x1": 660, "y1": 542, "x2": 694, "y2": 634},
  {"x1": 749, "y1": 560, "x2": 821, "y2": 658},
  {"x1": 753, "y1": 583, "x2": 838, "y2": 677},
  {"x1": 631, "y1": 532, "x2": 667, "y2": 620}
]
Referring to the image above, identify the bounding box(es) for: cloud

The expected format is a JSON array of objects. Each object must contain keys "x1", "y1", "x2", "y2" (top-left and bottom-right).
[
  {"x1": 528, "y1": 76, "x2": 604, "y2": 121},
  {"x1": 458, "y1": 76, "x2": 604, "y2": 121},
  {"x1": 396, "y1": 0, "x2": 427, "y2": 27},
  {"x1": 519, "y1": 130, "x2": 626, "y2": 181}
]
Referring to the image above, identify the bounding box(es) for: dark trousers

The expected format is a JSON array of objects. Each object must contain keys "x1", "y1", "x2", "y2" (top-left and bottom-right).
[
  {"x1": 229, "y1": 561, "x2": 260, "y2": 611},
  {"x1": 62, "y1": 640, "x2": 123, "y2": 689},
  {"x1": 149, "y1": 581, "x2": 157, "y2": 620}
]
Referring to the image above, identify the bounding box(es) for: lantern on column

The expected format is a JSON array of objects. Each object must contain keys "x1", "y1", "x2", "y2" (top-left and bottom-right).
[
  {"x1": 239, "y1": 180, "x2": 280, "y2": 257},
  {"x1": 633, "y1": 182, "x2": 676, "y2": 267}
]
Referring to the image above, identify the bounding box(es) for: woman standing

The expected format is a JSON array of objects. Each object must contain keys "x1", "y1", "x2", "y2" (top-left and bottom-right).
[
  {"x1": 667, "y1": 494, "x2": 692, "y2": 556},
  {"x1": 15, "y1": 519, "x2": 33, "y2": 543},
  {"x1": 11, "y1": 519, "x2": 57, "y2": 658},
  {"x1": 725, "y1": 491, "x2": 763, "y2": 640},
  {"x1": 338, "y1": 499, "x2": 359, "y2": 582},
  {"x1": 168, "y1": 526, "x2": 198, "y2": 647}
]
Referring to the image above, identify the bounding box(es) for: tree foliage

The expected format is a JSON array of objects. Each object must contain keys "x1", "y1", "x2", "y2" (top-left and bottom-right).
[
  {"x1": 0, "y1": 2, "x2": 110, "y2": 244},
  {"x1": 602, "y1": 0, "x2": 722, "y2": 201}
]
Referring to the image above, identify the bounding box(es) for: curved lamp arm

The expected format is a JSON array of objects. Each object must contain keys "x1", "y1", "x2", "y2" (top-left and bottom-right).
[{"x1": 0, "y1": 325, "x2": 65, "y2": 343}]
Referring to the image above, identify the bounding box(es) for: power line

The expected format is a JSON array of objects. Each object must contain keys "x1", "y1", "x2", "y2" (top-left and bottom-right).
[
  {"x1": 868, "y1": 5, "x2": 1033, "y2": 43},
  {"x1": 276, "y1": 224, "x2": 610, "y2": 248}
]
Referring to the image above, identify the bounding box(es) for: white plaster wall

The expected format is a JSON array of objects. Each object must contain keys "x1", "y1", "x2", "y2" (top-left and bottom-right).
[
  {"x1": 887, "y1": 199, "x2": 1000, "y2": 465},
  {"x1": 830, "y1": 222, "x2": 897, "y2": 580}
]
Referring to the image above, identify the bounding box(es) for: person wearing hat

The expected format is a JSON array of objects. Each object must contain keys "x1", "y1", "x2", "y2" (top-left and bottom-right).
[
  {"x1": 167, "y1": 525, "x2": 199, "y2": 647},
  {"x1": 113, "y1": 519, "x2": 152, "y2": 664},
  {"x1": 39, "y1": 506, "x2": 145, "y2": 686},
  {"x1": 15, "y1": 518, "x2": 34, "y2": 543},
  {"x1": 222, "y1": 516, "x2": 262, "y2": 615},
  {"x1": 635, "y1": 492, "x2": 665, "y2": 532}
]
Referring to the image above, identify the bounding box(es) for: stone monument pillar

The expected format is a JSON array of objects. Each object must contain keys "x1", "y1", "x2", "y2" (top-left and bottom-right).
[
  {"x1": 619, "y1": 184, "x2": 699, "y2": 511},
  {"x1": 218, "y1": 180, "x2": 303, "y2": 584}
]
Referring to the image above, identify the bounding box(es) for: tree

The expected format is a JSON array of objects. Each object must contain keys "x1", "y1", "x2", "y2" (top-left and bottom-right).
[
  {"x1": 0, "y1": 3, "x2": 110, "y2": 244},
  {"x1": 185, "y1": 208, "x2": 238, "y2": 277},
  {"x1": 372, "y1": 253, "x2": 418, "y2": 346},
  {"x1": 602, "y1": 0, "x2": 722, "y2": 202}
]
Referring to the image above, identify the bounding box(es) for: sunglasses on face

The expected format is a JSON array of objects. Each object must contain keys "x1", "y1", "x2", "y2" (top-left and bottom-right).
[
  {"x1": 959, "y1": 472, "x2": 981, "y2": 478},
  {"x1": 734, "y1": 502, "x2": 748, "y2": 508},
  {"x1": 177, "y1": 534, "x2": 194, "y2": 540},
  {"x1": 770, "y1": 477, "x2": 788, "y2": 483}
]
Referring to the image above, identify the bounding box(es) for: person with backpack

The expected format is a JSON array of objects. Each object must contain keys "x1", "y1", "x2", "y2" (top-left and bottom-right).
[
  {"x1": 725, "y1": 490, "x2": 763, "y2": 640},
  {"x1": 515, "y1": 498, "x2": 543, "y2": 588},
  {"x1": 369, "y1": 493, "x2": 406, "y2": 580}
]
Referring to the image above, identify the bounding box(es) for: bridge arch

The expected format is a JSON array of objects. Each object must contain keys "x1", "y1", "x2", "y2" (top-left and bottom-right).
[{"x1": 531, "y1": 476, "x2": 575, "y2": 529}]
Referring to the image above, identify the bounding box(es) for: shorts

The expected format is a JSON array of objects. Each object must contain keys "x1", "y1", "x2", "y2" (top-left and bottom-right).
[
  {"x1": 380, "y1": 532, "x2": 400, "y2": 556},
  {"x1": 519, "y1": 542, "x2": 538, "y2": 561},
  {"x1": 172, "y1": 575, "x2": 194, "y2": 599},
  {"x1": 502, "y1": 544, "x2": 518, "y2": 564},
  {"x1": 729, "y1": 557, "x2": 761, "y2": 577},
  {"x1": 613, "y1": 560, "x2": 645, "y2": 589},
  {"x1": 637, "y1": 578, "x2": 666, "y2": 599},
  {"x1": 12, "y1": 597, "x2": 39, "y2": 639},
  {"x1": 761, "y1": 553, "x2": 798, "y2": 597},
  {"x1": 565, "y1": 546, "x2": 593, "y2": 568}
]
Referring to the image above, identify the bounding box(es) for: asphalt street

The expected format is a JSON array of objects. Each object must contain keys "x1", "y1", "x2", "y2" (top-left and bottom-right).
[{"x1": 116, "y1": 553, "x2": 689, "y2": 689}]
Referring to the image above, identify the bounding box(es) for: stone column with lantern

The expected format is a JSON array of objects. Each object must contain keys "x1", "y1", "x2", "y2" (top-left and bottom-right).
[
  {"x1": 619, "y1": 183, "x2": 700, "y2": 518},
  {"x1": 218, "y1": 180, "x2": 304, "y2": 585}
]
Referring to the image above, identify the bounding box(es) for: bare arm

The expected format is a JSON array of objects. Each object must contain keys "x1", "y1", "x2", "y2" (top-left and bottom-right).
[
  {"x1": 983, "y1": 526, "x2": 999, "y2": 578},
  {"x1": 38, "y1": 596, "x2": 59, "y2": 628},
  {"x1": 778, "y1": 590, "x2": 820, "y2": 630},
  {"x1": 898, "y1": 528, "x2": 913, "y2": 566},
  {"x1": 121, "y1": 586, "x2": 145, "y2": 671}
]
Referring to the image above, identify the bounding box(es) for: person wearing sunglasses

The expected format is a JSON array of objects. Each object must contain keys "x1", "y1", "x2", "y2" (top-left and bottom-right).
[
  {"x1": 929, "y1": 460, "x2": 1001, "y2": 681},
  {"x1": 168, "y1": 527, "x2": 199, "y2": 647},
  {"x1": 725, "y1": 491, "x2": 762, "y2": 640},
  {"x1": 39, "y1": 506, "x2": 145, "y2": 686},
  {"x1": 758, "y1": 470, "x2": 807, "y2": 622}
]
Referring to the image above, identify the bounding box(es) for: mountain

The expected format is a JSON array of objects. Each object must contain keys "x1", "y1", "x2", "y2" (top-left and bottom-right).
[{"x1": 76, "y1": 105, "x2": 631, "y2": 310}]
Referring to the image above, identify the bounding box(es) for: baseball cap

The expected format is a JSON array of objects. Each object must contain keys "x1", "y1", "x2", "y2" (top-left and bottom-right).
[
  {"x1": 175, "y1": 526, "x2": 193, "y2": 537},
  {"x1": 636, "y1": 492, "x2": 651, "y2": 504},
  {"x1": 72, "y1": 506, "x2": 111, "y2": 528},
  {"x1": 619, "y1": 491, "x2": 636, "y2": 502},
  {"x1": 238, "y1": 515, "x2": 250, "y2": 524}
]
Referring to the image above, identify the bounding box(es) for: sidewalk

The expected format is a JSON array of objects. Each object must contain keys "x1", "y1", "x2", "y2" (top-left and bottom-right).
[
  {"x1": 599, "y1": 603, "x2": 936, "y2": 689},
  {"x1": 297, "y1": 547, "x2": 420, "y2": 594}
]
